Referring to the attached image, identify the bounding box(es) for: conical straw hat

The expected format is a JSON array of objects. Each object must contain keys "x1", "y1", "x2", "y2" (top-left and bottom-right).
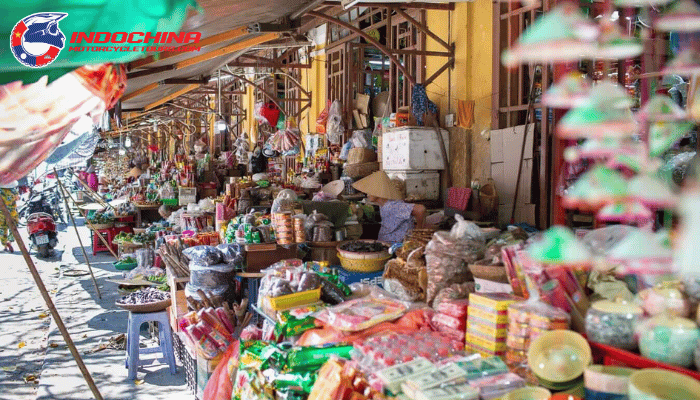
[
  {"x1": 128, "y1": 167, "x2": 142, "y2": 178},
  {"x1": 352, "y1": 171, "x2": 403, "y2": 200},
  {"x1": 322, "y1": 180, "x2": 345, "y2": 197}
]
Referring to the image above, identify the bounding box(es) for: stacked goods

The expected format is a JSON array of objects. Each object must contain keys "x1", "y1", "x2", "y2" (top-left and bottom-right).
[
  {"x1": 466, "y1": 293, "x2": 521, "y2": 357},
  {"x1": 505, "y1": 301, "x2": 570, "y2": 369},
  {"x1": 178, "y1": 305, "x2": 251, "y2": 359},
  {"x1": 352, "y1": 331, "x2": 465, "y2": 370},
  {"x1": 293, "y1": 215, "x2": 306, "y2": 243},
  {"x1": 308, "y1": 357, "x2": 391, "y2": 400},
  {"x1": 182, "y1": 245, "x2": 237, "y2": 306},
  {"x1": 432, "y1": 298, "x2": 469, "y2": 343},
  {"x1": 384, "y1": 240, "x2": 428, "y2": 301},
  {"x1": 273, "y1": 212, "x2": 294, "y2": 245}
]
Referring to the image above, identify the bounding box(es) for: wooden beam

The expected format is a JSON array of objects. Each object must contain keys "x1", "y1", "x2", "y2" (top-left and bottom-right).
[
  {"x1": 222, "y1": 71, "x2": 287, "y2": 116},
  {"x1": 307, "y1": 11, "x2": 416, "y2": 86},
  {"x1": 161, "y1": 77, "x2": 210, "y2": 85},
  {"x1": 128, "y1": 26, "x2": 250, "y2": 69},
  {"x1": 226, "y1": 62, "x2": 311, "y2": 69},
  {"x1": 127, "y1": 65, "x2": 175, "y2": 79},
  {"x1": 393, "y1": 7, "x2": 452, "y2": 51},
  {"x1": 121, "y1": 82, "x2": 159, "y2": 102},
  {"x1": 424, "y1": 58, "x2": 454, "y2": 86},
  {"x1": 145, "y1": 84, "x2": 201, "y2": 111},
  {"x1": 321, "y1": 1, "x2": 454, "y2": 10},
  {"x1": 176, "y1": 33, "x2": 280, "y2": 69}
]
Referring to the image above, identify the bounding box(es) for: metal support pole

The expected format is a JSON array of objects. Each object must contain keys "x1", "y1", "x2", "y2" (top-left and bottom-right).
[
  {"x1": 54, "y1": 169, "x2": 101, "y2": 299},
  {"x1": 0, "y1": 200, "x2": 105, "y2": 400}
]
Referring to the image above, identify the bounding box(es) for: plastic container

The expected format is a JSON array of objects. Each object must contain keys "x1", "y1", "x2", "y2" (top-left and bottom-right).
[
  {"x1": 585, "y1": 300, "x2": 643, "y2": 351},
  {"x1": 636, "y1": 313, "x2": 700, "y2": 368}
]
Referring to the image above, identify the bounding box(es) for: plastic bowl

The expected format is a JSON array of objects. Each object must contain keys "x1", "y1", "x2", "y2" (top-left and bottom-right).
[
  {"x1": 503, "y1": 387, "x2": 551, "y2": 400},
  {"x1": 584, "y1": 365, "x2": 635, "y2": 395},
  {"x1": 528, "y1": 331, "x2": 592, "y2": 383},
  {"x1": 628, "y1": 369, "x2": 700, "y2": 400}
]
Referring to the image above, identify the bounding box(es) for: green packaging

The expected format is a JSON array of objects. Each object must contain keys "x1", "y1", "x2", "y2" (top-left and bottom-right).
[
  {"x1": 273, "y1": 370, "x2": 317, "y2": 394},
  {"x1": 274, "y1": 304, "x2": 323, "y2": 339},
  {"x1": 286, "y1": 345, "x2": 353, "y2": 370}
]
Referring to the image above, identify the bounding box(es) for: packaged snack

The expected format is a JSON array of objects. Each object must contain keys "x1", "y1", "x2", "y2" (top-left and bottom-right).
[
  {"x1": 313, "y1": 296, "x2": 408, "y2": 332},
  {"x1": 377, "y1": 357, "x2": 435, "y2": 394},
  {"x1": 468, "y1": 372, "x2": 526, "y2": 400},
  {"x1": 436, "y1": 299, "x2": 470, "y2": 319},
  {"x1": 402, "y1": 363, "x2": 467, "y2": 394},
  {"x1": 286, "y1": 345, "x2": 353, "y2": 370},
  {"x1": 275, "y1": 304, "x2": 323, "y2": 339},
  {"x1": 432, "y1": 313, "x2": 467, "y2": 331},
  {"x1": 454, "y1": 355, "x2": 509, "y2": 381}
]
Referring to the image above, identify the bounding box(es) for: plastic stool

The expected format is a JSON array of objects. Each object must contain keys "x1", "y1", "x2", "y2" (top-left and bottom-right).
[{"x1": 125, "y1": 311, "x2": 177, "y2": 380}]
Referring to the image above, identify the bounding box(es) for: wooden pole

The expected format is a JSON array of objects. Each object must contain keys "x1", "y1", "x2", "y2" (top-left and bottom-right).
[
  {"x1": 68, "y1": 168, "x2": 110, "y2": 209},
  {"x1": 54, "y1": 169, "x2": 102, "y2": 299},
  {"x1": 0, "y1": 200, "x2": 105, "y2": 400}
]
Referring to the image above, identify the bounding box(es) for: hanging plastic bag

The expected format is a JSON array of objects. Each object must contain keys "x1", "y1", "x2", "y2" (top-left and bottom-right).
[
  {"x1": 316, "y1": 100, "x2": 331, "y2": 134},
  {"x1": 260, "y1": 102, "x2": 281, "y2": 127},
  {"x1": 326, "y1": 100, "x2": 344, "y2": 145},
  {"x1": 202, "y1": 341, "x2": 239, "y2": 400},
  {"x1": 254, "y1": 102, "x2": 266, "y2": 122}
]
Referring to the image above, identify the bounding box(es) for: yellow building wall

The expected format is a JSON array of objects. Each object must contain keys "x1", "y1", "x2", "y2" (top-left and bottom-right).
[{"x1": 236, "y1": 7, "x2": 493, "y2": 182}]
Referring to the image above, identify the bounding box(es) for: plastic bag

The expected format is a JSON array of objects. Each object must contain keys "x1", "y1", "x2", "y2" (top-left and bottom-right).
[
  {"x1": 316, "y1": 100, "x2": 330, "y2": 134},
  {"x1": 260, "y1": 102, "x2": 281, "y2": 127},
  {"x1": 190, "y1": 262, "x2": 235, "y2": 288},
  {"x1": 425, "y1": 230, "x2": 485, "y2": 306},
  {"x1": 451, "y1": 214, "x2": 485, "y2": 243},
  {"x1": 313, "y1": 295, "x2": 408, "y2": 332},
  {"x1": 135, "y1": 247, "x2": 154, "y2": 269},
  {"x1": 185, "y1": 283, "x2": 230, "y2": 300},
  {"x1": 326, "y1": 100, "x2": 344, "y2": 145},
  {"x1": 183, "y1": 245, "x2": 223, "y2": 265},
  {"x1": 350, "y1": 130, "x2": 372, "y2": 149},
  {"x1": 216, "y1": 243, "x2": 245, "y2": 265},
  {"x1": 202, "y1": 341, "x2": 239, "y2": 400},
  {"x1": 339, "y1": 141, "x2": 353, "y2": 161},
  {"x1": 383, "y1": 278, "x2": 422, "y2": 302}
]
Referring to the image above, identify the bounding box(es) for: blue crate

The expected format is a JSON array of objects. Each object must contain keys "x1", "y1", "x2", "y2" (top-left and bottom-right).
[{"x1": 335, "y1": 266, "x2": 384, "y2": 287}]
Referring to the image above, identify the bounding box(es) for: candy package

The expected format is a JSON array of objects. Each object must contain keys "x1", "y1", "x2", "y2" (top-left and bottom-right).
[
  {"x1": 432, "y1": 313, "x2": 467, "y2": 331},
  {"x1": 313, "y1": 296, "x2": 408, "y2": 332},
  {"x1": 275, "y1": 304, "x2": 324, "y2": 339},
  {"x1": 436, "y1": 299, "x2": 470, "y2": 319}
]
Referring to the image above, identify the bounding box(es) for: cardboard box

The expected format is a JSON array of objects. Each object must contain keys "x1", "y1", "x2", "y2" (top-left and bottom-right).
[
  {"x1": 196, "y1": 353, "x2": 222, "y2": 399},
  {"x1": 336, "y1": 267, "x2": 383, "y2": 287},
  {"x1": 354, "y1": 93, "x2": 370, "y2": 114},
  {"x1": 474, "y1": 278, "x2": 514, "y2": 294}
]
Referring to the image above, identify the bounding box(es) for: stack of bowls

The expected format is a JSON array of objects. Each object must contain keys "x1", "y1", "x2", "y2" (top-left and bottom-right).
[
  {"x1": 527, "y1": 331, "x2": 592, "y2": 392},
  {"x1": 628, "y1": 369, "x2": 700, "y2": 400},
  {"x1": 502, "y1": 387, "x2": 551, "y2": 400},
  {"x1": 584, "y1": 365, "x2": 635, "y2": 400}
]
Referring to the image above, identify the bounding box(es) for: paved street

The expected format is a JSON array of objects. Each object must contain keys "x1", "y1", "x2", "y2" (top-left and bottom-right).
[{"x1": 0, "y1": 216, "x2": 192, "y2": 400}]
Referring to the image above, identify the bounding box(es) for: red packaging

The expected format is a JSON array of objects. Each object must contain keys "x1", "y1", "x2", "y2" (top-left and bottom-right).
[
  {"x1": 435, "y1": 325, "x2": 466, "y2": 342},
  {"x1": 436, "y1": 299, "x2": 469, "y2": 319},
  {"x1": 432, "y1": 313, "x2": 467, "y2": 331}
]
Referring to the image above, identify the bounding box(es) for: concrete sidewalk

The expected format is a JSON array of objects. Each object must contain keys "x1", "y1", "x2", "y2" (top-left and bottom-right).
[{"x1": 34, "y1": 218, "x2": 191, "y2": 400}]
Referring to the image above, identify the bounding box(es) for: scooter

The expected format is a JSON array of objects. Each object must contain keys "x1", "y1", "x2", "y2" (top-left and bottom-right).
[{"x1": 27, "y1": 213, "x2": 58, "y2": 257}]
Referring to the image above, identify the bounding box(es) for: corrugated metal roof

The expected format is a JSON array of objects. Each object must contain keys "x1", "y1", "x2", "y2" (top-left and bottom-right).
[{"x1": 122, "y1": 0, "x2": 311, "y2": 110}]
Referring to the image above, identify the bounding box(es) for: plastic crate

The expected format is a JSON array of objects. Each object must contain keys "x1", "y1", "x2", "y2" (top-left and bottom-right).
[{"x1": 268, "y1": 288, "x2": 321, "y2": 311}]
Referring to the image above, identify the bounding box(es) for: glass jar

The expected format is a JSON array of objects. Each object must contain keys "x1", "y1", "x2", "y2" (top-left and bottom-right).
[
  {"x1": 585, "y1": 299, "x2": 643, "y2": 350},
  {"x1": 636, "y1": 313, "x2": 700, "y2": 368}
]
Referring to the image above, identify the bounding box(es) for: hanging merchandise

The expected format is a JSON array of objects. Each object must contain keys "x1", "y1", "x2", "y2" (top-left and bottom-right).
[
  {"x1": 316, "y1": 100, "x2": 331, "y2": 134},
  {"x1": 411, "y1": 84, "x2": 438, "y2": 126},
  {"x1": 250, "y1": 146, "x2": 268, "y2": 174},
  {"x1": 326, "y1": 100, "x2": 344, "y2": 145},
  {"x1": 260, "y1": 102, "x2": 281, "y2": 127}
]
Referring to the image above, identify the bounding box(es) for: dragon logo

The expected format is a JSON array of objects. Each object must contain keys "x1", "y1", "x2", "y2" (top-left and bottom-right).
[{"x1": 10, "y1": 12, "x2": 67, "y2": 68}]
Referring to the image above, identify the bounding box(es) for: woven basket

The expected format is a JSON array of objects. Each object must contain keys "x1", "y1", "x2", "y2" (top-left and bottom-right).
[
  {"x1": 468, "y1": 262, "x2": 509, "y2": 283},
  {"x1": 116, "y1": 298, "x2": 171, "y2": 313},
  {"x1": 344, "y1": 161, "x2": 379, "y2": 179},
  {"x1": 347, "y1": 148, "x2": 377, "y2": 165},
  {"x1": 338, "y1": 253, "x2": 390, "y2": 272},
  {"x1": 91, "y1": 223, "x2": 114, "y2": 230}
]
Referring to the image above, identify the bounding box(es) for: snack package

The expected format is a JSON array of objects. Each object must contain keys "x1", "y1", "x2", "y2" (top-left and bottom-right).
[
  {"x1": 183, "y1": 245, "x2": 223, "y2": 265},
  {"x1": 436, "y1": 299, "x2": 470, "y2": 319},
  {"x1": 274, "y1": 304, "x2": 324, "y2": 339},
  {"x1": 468, "y1": 372, "x2": 526, "y2": 399},
  {"x1": 313, "y1": 296, "x2": 408, "y2": 332},
  {"x1": 286, "y1": 345, "x2": 354, "y2": 370},
  {"x1": 425, "y1": 217, "x2": 485, "y2": 306},
  {"x1": 432, "y1": 313, "x2": 467, "y2": 331}
]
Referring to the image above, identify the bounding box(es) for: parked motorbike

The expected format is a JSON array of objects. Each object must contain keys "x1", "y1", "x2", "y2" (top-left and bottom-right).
[
  {"x1": 17, "y1": 183, "x2": 66, "y2": 226},
  {"x1": 27, "y1": 212, "x2": 58, "y2": 257}
]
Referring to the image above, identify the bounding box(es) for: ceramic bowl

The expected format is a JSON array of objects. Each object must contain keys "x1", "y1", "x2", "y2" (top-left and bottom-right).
[
  {"x1": 502, "y1": 387, "x2": 551, "y2": 400},
  {"x1": 584, "y1": 365, "x2": 636, "y2": 395},
  {"x1": 628, "y1": 369, "x2": 700, "y2": 400},
  {"x1": 586, "y1": 300, "x2": 643, "y2": 350},
  {"x1": 636, "y1": 313, "x2": 700, "y2": 368},
  {"x1": 638, "y1": 285, "x2": 690, "y2": 317},
  {"x1": 528, "y1": 331, "x2": 592, "y2": 383},
  {"x1": 537, "y1": 376, "x2": 583, "y2": 392}
]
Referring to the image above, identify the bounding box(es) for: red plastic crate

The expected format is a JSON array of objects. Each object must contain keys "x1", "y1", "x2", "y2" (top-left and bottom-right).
[{"x1": 588, "y1": 340, "x2": 700, "y2": 380}]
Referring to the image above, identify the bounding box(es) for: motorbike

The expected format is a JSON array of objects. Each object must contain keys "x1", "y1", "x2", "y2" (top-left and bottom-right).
[
  {"x1": 27, "y1": 212, "x2": 58, "y2": 257},
  {"x1": 17, "y1": 183, "x2": 66, "y2": 226}
]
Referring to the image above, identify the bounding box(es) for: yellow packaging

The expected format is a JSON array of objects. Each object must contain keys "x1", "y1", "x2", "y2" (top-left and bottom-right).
[
  {"x1": 469, "y1": 293, "x2": 520, "y2": 312},
  {"x1": 468, "y1": 306, "x2": 509, "y2": 324},
  {"x1": 466, "y1": 333, "x2": 507, "y2": 352},
  {"x1": 467, "y1": 321, "x2": 508, "y2": 339}
]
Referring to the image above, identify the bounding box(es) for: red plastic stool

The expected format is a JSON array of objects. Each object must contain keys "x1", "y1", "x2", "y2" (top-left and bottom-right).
[{"x1": 92, "y1": 228, "x2": 114, "y2": 255}]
